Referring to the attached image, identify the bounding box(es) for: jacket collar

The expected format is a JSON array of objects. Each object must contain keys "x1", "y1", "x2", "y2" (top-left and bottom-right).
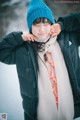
[{"x1": 27, "y1": 42, "x2": 38, "y2": 80}]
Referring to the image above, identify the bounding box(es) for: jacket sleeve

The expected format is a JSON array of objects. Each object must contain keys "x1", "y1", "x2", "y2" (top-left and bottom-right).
[
  {"x1": 57, "y1": 13, "x2": 80, "y2": 31},
  {"x1": 0, "y1": 31, "x2": 24, "y2": 64}
]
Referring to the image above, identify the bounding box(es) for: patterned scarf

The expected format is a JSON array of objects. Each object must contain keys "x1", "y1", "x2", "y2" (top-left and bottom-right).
[
  {"x1": 44, "y1": 36, "x2": 74, "y2": 119},
  {"x1": 37, "y1": 36, "x2": 74, "y2": 120}
]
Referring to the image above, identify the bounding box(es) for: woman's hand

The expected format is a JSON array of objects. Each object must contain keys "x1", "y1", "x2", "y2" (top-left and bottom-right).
[
  {"x1": 50, "y1": 23, "x2": 61, "y2": 37},
  {"x1": 22, "y1": 32, "x2": 36, "y2": 42}
]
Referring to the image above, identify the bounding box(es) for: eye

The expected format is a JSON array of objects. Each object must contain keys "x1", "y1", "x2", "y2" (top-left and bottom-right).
[
  {"x1": 33, "y1": 18, "x2": 41, "y2": 25},
  {"x1": 32, "y1": 18, "x2": 51, "y2": 26},
  {"x1": 43, "y1": 19, "x2": 51, "y2": 24},
  {"x1": 36, "y1": 19, "x2": 41, "y2": 24}
]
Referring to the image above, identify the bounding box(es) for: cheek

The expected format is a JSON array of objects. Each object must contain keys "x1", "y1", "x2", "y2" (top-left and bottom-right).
[
  {"x1": 47, "y1": 26, "x2": 51, "y2": 32},
  {"x1": 32, "y1": 26, "x2": 38, "y2": 35}
]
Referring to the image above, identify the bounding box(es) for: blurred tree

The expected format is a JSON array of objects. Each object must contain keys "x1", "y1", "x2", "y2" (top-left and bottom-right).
[
  {"x1": 0, "y1": 0, "x2": 11, "y2": 5},
  {"x1": 44, "y1": 0, "x2": 80, "y2": 19}
]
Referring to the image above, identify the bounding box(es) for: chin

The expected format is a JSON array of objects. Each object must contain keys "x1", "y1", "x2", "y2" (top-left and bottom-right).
[
  {"x1": 40, "y1": 37, "x2": 46, "y2": 40},
  {"x1": 36, "y1": 35, "x2": 50, "y2": 43},
  {"x1": 39, "y1": 35, "x2": 48, "y2": 39}
]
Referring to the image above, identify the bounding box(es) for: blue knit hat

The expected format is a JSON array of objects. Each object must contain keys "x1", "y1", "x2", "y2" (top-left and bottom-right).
[{"x1": 27, "y1": 0, "x2": 55, "y2": 32}]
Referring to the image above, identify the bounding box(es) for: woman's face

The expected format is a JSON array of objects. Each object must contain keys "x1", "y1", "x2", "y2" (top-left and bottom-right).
[{"x1": 32, "y1": 18, "x2": 51, "y2": 41}]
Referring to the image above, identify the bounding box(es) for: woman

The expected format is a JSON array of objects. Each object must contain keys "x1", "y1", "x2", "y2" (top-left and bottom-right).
[{"x1": 0, "y1": 0, "x2": 80, "y2": 119}]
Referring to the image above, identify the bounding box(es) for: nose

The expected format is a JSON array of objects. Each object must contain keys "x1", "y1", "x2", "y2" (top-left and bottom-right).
[{"x1": 39, "y1": 24, "x2": 45, "y2": 33}]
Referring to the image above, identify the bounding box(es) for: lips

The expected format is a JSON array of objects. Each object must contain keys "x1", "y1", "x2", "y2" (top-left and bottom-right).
[{"x1": 38, "y1": 33, "x2": 46, "y2": 35}]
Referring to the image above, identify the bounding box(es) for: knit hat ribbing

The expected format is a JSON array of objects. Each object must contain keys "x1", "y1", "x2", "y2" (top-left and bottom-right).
[{"x1": 27, "y1": 0, "x2": 55, "y2": 32}]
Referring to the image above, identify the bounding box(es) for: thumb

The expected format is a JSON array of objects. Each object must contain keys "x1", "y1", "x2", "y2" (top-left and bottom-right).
[{"x1": 51, "y1": 32, "x2": 58, "y2": 37}]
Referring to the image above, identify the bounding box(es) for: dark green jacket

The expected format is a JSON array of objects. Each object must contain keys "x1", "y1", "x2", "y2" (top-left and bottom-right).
[{"x1": 0, "y1": 13, "x2": 80, "y2": 120}]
